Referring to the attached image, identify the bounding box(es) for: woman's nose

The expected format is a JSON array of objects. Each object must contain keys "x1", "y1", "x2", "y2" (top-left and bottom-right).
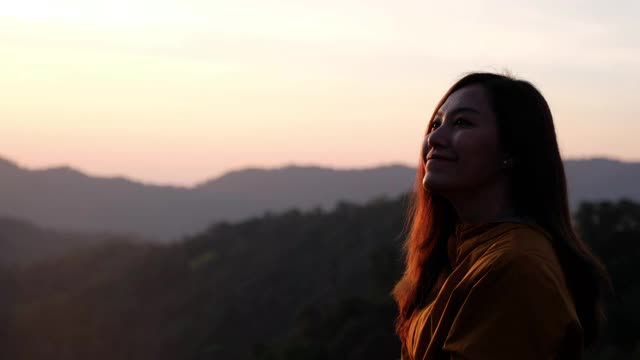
[
  {"x1": 422, "y1": 128, "x2": 448, "y2": 162},
  {"x1": 426, "y1": 126, "x2": 449, "y2": 149}
]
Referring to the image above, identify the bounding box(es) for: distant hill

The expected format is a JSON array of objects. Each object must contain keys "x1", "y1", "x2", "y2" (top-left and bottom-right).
[
  {"x1": 0, "y1": 156, "x2": 638, "y2": 241},
  {"x1": 0, "y1": 216, "x2": 145, "y2": 268},
  {"x1": 0, "y1": 157, "x2": 413, "y2": 240},
  {"x1": 563, "y1": 158, "x2": 640, "y2": 207}
]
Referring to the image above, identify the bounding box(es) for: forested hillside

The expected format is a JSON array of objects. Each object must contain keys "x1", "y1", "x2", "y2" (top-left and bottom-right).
[{"x1": 1, "y1": 196, "x2": 638, "y2": 359}]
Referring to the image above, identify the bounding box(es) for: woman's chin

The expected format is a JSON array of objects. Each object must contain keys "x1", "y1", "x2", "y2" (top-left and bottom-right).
[{"x1": 422, "y1": 173, "x2": 450, "y2": 193}]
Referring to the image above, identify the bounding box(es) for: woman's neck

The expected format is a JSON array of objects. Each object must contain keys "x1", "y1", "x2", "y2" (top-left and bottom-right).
[{"x1": 444, "y1": 179, "x2": 515, "y2": 225}]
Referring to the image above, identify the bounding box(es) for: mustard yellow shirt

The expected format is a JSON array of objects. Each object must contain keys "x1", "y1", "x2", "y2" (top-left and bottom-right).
[{"x1": 401, "y1": 221, "x2": 583, "y2": 360}]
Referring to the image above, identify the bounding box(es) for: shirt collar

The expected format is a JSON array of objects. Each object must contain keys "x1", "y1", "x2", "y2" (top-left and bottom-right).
[{"x1": 446, "y1": 217, "x2": 547, "y2": 268}]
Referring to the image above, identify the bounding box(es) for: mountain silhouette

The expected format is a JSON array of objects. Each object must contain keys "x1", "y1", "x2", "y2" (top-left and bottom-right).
[{"x1": 0, "y1": 155, "x2": 637, "y2": 241}]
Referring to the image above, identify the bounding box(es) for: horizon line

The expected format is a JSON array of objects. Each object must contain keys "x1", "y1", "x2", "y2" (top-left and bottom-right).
[{"x1": 0, "y1": 154, "x2": 637, "y2": 189}]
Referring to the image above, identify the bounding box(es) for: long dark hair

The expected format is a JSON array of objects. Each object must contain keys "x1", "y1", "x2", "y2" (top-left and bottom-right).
[{"x1": 392, "y1": 72, "x2": 613, "y2": 349}]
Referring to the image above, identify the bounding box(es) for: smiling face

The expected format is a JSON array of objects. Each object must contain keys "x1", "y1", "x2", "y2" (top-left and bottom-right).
[{"x1": 422, "y1": 84, "x2": 508, "y2": 196}]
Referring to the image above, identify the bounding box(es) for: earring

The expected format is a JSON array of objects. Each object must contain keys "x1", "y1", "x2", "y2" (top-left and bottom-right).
[{"x1": 502, "y1": 158, "x2": 514, "y2": 169}]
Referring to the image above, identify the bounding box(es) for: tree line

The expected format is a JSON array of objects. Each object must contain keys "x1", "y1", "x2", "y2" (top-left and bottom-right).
[{"x1": 0, "y1": 196, "x2": 637, "y2": 359}]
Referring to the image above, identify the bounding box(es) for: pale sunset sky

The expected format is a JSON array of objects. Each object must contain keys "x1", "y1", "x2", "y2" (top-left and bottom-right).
[{"x1": 2, "y1": 0, "x2": 639, "y2": 186}]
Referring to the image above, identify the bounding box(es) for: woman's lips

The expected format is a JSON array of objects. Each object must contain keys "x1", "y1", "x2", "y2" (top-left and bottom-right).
[
  {"x1": 426, "y1": 158, "x2": 455, "y2": 169},
  {"x1": 426, "y1": 158, "x2": 455, "y2": 163}
]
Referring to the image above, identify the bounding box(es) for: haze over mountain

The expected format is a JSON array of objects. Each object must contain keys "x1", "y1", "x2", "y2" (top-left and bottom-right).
[
  {"x1": 0, "y1": 156, "x2": 638, "y2": 241},
  {"x1": 0, "y1": 216, "x2": 142, "y2": 268}
]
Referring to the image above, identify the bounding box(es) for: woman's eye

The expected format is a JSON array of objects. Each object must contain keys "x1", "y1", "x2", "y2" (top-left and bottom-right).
[{"x1": 454, "y1": 118, "x2": 471, "y2": 126}]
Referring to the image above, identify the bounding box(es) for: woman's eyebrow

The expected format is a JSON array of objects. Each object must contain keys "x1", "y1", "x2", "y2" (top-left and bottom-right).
[{"x1": 436, "y1": 107, "x2": 480, "y2": 117}]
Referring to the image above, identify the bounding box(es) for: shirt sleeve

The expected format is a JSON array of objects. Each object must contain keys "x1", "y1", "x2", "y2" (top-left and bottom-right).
[{"x1": 441, "y1": 252, "x2": 577, "y2": 360}]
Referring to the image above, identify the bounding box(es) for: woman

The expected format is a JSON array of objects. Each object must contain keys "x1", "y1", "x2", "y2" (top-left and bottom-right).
[{"x1": 393, "y1": 72, "x2": 612, "y2": 359}]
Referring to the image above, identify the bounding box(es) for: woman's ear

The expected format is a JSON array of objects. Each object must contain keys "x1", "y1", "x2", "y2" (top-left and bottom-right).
[{"x1": 501, "y1": 154, "x2": 515, "y2": 170}]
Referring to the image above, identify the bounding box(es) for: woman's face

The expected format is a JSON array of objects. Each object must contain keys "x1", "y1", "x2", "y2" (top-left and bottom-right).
[{"x1": 422, "y1": 84, "x2": 506, "y2": 195}]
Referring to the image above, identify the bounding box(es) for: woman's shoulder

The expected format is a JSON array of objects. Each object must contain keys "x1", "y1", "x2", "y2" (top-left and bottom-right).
[
  {"x1": 443, "y1": 225, "x2": 583, "y2": 359},
  {"x1": 459, "y1": 222, "x2": 567, "y2": 292},
  {"x1": 480, "y1": 222, "x2": 559, "y2": 268},
  {"x1": 467, "y1": 223, "x2": 574, "y2": 304}
]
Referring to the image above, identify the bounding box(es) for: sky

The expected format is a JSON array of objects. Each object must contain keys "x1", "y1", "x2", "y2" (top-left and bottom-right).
[{"x1": 2, "y1": 0, "x2": 639, "y2": 186}]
